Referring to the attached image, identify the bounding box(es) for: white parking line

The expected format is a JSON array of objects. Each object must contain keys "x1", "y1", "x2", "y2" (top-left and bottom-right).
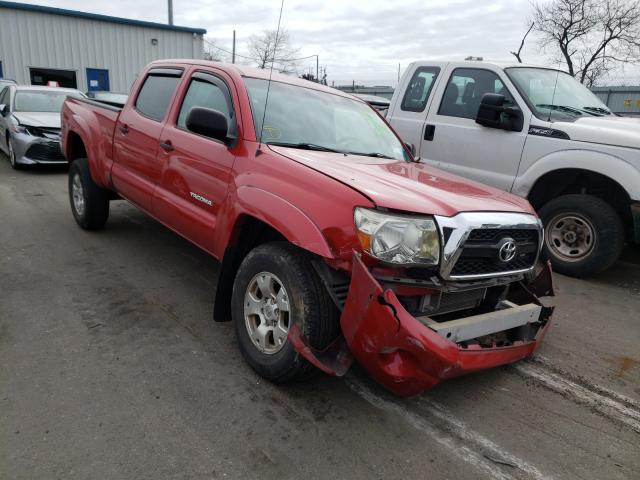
[
  {"x1": 347, "y1": 377, "x2": 552, "y2": 480},
  {"x1": 513, "y1": 360, "x2": 640, "y2": 434}
]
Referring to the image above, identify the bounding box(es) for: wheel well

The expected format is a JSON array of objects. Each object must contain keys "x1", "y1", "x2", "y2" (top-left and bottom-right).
[
  {"x1": 66, "y1": 131, "x2": 87, "y2": 162},
  {"x1": 213, "y1": 215, "x2": 287, "y2": 322},
  {"x1": 528, "y1": 169, "x2": 632, "y2": 237}
]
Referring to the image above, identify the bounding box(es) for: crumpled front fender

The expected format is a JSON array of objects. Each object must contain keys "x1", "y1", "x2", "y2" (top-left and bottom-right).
[{"x1": 340, "y1": 254, "x2": 553, "y2": 396}]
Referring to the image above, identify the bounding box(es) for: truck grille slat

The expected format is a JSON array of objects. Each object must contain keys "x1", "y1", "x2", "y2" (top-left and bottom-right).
[{"x1": 451, "y1": 228, "x2": 539, "y2": 277}]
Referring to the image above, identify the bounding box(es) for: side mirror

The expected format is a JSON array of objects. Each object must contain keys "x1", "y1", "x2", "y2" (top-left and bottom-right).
[
  {"x1": 0, "y1": 104, "x2": 7, "y2": 117},
  {"x1": 475, "y1": 93, "x2": 523, "y2": 132},
  {"x1": 185, "y1": 107, "x2": 229, "y2": 143},
  {"x1": 405, "y1": 142, "x2": 416, "y2": 157}
]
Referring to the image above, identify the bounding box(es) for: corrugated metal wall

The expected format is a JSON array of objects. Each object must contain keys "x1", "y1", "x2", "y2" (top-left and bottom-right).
[
  {"x1": 591, "y1": 87, "x2": 640, "y2": 116},
  {"x1": 0, "y1": 7, "x2": 204, "y2": 93}
]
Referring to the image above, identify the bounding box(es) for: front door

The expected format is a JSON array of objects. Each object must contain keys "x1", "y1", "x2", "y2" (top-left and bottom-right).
[
  {"x1": 111, "y1": 67, "x2": 183, "y2": 212},
  {"x1": 152, "y1": 69, "x2": 237, "y2": 254},
  {"x1": 86, "y1": 68, "x2": 110, "y2": 92},
  {"x1": 421, "y1": 67, "x2": 529, "y2": 191}
]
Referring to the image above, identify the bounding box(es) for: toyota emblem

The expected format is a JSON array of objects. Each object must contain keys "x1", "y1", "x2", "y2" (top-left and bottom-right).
[{"x1": 498, "y1": 238, "x2": 517, "y2": 263}]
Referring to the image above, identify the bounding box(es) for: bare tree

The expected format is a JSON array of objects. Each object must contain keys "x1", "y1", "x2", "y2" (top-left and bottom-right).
[
  {"x1": 533, "y1": 0, "x2": 640, "y2": 86},
  {"x1": 510, "y1": 22, "x2": 535, "y2": 63},
  {"x1": 248, "y1": 29, "x2": 300, "y2": 72},
  {"x1": 203, "y1": 37, "x2": 222, "y2": 62}
]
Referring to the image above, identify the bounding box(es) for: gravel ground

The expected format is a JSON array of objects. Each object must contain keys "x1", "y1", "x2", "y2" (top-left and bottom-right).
[{"x1": 1, "y1": 158, "x2": 639, "y2": 480}]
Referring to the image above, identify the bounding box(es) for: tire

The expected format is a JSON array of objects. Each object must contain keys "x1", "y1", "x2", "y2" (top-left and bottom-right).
[
  {"x1": 539, "y1": 194, "x2": 624, "y2": 277},
  {"x1": 68, "y1": 158, "x2": 110, "y2": 230},
  {"x1": 7, "y1": 137, "x2": 22, "y2": 170},
  {"x1": 232, "y1": 242, "x2": 340, "y2": 383}
]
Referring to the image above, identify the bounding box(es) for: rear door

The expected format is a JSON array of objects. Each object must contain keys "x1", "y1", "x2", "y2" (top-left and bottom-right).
[
  {"x1": 152, "y1": 68, "x2": 238, "y2": 254},
  {"x1": 420, "y1": 65, "x2": 529, "y2": 191},
  {"x1": 387, "y1": 63, "x2": 444, "y2": 154},
  {"x1": 112, "y1": 67, "x2": 183, "y2": 211}
]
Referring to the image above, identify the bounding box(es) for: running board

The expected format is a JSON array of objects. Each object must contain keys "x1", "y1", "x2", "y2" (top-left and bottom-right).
[{"x1": 420, "y1": 302, "x2": 542, "y2": 343}]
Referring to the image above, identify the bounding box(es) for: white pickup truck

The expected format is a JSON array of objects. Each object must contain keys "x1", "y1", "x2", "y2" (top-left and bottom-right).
[{"x1": 387, "y1": 60, "x2": 640, "y2": 277}]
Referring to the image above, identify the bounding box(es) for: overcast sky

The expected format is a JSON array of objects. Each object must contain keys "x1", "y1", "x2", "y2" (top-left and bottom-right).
[{"x1": 7, "y1": 0, "x2": 587, "y2": 86}]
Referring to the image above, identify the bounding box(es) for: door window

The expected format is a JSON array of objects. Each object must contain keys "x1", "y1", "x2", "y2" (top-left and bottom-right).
[
  {"x1": 438, "y1": 68, "x2": 515, "y2": 119},
  {"x1": 401, "y1": 67, "x2": 440, "y2": 112},
  {"x1": 177, "y1": 73, "x2": 232, "y2": 129},
  {"x1": 135, "y1": 69, "x2": 183, "y2": 122}
]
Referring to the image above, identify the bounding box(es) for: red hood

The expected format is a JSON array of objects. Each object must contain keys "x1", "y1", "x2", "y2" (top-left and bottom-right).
[{"x1": 270, "y1": 147, "x2": 534, "y2": 217}]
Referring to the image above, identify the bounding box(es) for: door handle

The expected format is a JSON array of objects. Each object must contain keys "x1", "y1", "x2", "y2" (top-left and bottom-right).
[
  {"x1": 119, "y1": 124, "x2": 129, "y2": 134},
  {"x1": 159, "y1": 140, "x2": 174, "y2": 152},
  {"x1": 424, "y1": 124, "x2": 436, "y2": 141}
]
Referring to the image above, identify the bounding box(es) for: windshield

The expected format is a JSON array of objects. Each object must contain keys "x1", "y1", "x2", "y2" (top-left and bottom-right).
[
  {"x1": 14, "y1": 90, "x2": 82, "y2": 113},
  {"x1": 506, "y1": 67, "x2": 612, "y2": 120},
  {"x1": 244, "y1": 78, "x2": 409, "y2": 161}
]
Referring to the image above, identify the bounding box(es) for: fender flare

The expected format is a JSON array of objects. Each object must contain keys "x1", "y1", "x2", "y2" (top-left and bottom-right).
[
  {"x1": 217, "y1": 185, "x2": 335, "y2": 259},
  {"x1": 63, "y1": 115, "x2": 110, "y2": 188},
  {"x1": 513, "y1": 149, "x2": 640, "y2": 200},
  {"x1": 212, "y1": 186, "x2": 336, "y2": 322}
]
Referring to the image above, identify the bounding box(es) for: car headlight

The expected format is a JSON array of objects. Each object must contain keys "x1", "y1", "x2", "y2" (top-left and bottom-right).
[{"x1": 354, "y1": 207, "x2": 440, "y2": 265}]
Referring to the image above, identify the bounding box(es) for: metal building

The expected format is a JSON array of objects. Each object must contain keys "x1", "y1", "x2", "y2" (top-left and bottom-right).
[
  {"x1": 0, "y1": 1, "x2": 206, "y2": 93},
  {"x1": 591, "y1": 86, "x2": 640, "y2": 116}
]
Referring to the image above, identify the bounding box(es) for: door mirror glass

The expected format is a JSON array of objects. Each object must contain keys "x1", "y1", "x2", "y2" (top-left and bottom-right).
[
  {"x1": 0, "y1": 104, "x2": 7, "y2": 116},
  {"x1": 186, "y1": 107, "x2": 229, "y2": 142},
  {"x1": 476, "y1": 93, "x2": 523, "y2": 132}
]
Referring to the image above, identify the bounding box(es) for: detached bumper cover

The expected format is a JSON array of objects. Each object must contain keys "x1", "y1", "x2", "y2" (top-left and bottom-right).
[{"x1": 339, "y1": 255, "x2": 553, "y2": 396}]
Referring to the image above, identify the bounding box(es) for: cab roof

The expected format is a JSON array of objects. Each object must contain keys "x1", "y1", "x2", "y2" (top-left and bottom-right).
[{"x1": 149, "y1": 59, "x2": 356, "y2": 99}]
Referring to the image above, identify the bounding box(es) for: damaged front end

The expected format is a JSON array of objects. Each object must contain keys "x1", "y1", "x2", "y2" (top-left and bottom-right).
[{"x1": 338, "y1": 254, "x2": 554, "y2": 396}]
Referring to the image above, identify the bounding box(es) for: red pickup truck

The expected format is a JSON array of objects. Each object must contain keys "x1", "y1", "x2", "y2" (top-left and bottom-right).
[{"x1": 61, "y1": 60, "x2": 554, "y2": 396}]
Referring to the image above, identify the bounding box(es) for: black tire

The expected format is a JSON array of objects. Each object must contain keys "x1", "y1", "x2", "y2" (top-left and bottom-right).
[
  {"x1": 539, "y1": 194, "x2": 624, "y2": 277},
  {"x1": 232, "y1": 242, "x2": 340, "y2": 383},
  {"x1": 68, "y1": 158, "x2": 110, "y2": 230},
  {"x1": 7, "y1": 136, "x2": 22, "y2": 170}
]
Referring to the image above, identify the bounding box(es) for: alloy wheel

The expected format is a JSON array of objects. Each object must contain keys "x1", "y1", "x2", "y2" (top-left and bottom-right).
[
  {"x1": 244, "y1": 271, "x2": 291, "y2": 354},
  {"x1": 71, "y1": 173, "x2": 86, "y2": 217}
]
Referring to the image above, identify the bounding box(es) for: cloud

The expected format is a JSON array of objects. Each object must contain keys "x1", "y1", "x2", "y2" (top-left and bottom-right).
[{"x1": 9, "y1": 0, "x2": 569, "y2": 86}]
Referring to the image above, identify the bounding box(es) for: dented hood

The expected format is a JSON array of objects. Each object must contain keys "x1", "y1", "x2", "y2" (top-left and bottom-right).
[
  {"x1": 12, "y1": 112, "x2": 61, "y2": 129},
  {"x1": 270, "y1": 146, "x2": 534, "y2": 217}
]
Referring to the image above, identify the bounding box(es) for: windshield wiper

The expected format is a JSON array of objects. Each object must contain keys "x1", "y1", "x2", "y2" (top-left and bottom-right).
[
  {"x1": 266, "y1": 141, "x2": 343, "y2": 153},
  {"x1": 582, "y1": 106, "x2": 611, "y2": 115},
  {"x1": 535, "y1": 104, "x2": 598, "y2": 116},
  {"x1": 346, "y1": 151, "x2": 395, "y2": 159}
]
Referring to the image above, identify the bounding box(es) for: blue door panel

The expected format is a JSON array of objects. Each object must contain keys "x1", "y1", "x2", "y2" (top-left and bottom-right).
[{"x1": 86, "y1": 68, "x2": 110, "y2": 92}]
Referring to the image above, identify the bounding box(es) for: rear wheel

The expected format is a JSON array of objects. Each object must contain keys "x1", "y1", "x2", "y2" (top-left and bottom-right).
[
  {"x1": 68, "y1": 158, "x2": 110, "y2": 230},
  {"x1": 232, "y1": 242, "x2": 339, "y2": 383},
  {"x1": 539, "y1": 194, "x2": 624, "y2": 277}
]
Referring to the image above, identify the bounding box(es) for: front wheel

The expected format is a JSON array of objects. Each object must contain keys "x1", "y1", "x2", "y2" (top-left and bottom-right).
[
  {"x1": 68, "y1": 158, "x2": 110, "y2": 230},
  {"x1": 539, "y1": 194, "x2": 624, "y2": 277},
  {"x1": 7, "y1": 137, "x2": 22, "y2": 170},
  {"x1": 231, "y1": 242, "x2": 340, "y2": 383}
]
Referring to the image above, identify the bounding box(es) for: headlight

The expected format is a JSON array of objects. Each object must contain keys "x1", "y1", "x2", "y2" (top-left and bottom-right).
[{"x1": 354, "y1": 207, "x2": 440, "y2": 265}]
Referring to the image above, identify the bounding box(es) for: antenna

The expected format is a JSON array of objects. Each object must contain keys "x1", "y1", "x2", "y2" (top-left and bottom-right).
[
  {"x1": 258, "y1": 0, "x2": 285, "y2": 150},
  {"x1": 547, "y1": 56, "x2": 562, "y2": 123}
]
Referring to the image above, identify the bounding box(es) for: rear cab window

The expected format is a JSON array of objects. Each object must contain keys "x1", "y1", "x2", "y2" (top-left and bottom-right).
[
  {"x1": 135, "y1": 68, "x2": 183, "y2": 122},
  {"x1": 438, "y1": 68, "x2": 516, "y2": 119},
  {"x1": 401, "y1": 67, "x2": 440, "y2": 112}
]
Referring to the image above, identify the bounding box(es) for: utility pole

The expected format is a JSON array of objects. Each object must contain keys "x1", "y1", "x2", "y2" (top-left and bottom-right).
[
  {"x1": 398, "y1": 63, "x2": 400, "y2": 83},
  {"x1": 168, "y1": 0, "x2": 174, "y2": 25},
  {"x1": 232, "y1": 30, "x2": 236, "y2": 64},
  {"x1": 316, "y1": 55, "x2": 319, "y2": 83}
]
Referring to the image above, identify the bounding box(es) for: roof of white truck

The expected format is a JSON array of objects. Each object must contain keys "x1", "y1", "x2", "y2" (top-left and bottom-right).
[{"x1": 410, "y1": 60, "x2": 553, "y2": 70}]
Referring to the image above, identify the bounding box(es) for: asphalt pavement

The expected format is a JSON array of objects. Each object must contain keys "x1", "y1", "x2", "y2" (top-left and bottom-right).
[{"x1": 1, "y1": 156, "x2": 639, "y2": 480}]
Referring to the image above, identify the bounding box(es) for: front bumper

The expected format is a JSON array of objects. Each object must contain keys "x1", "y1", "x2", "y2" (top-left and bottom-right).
[
  {"x1": 12, "y1": 133, "x2": 66, "y2": 165},
  {"x1": 339, "y1": 255, "x2": 554, "y2": 396}
]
